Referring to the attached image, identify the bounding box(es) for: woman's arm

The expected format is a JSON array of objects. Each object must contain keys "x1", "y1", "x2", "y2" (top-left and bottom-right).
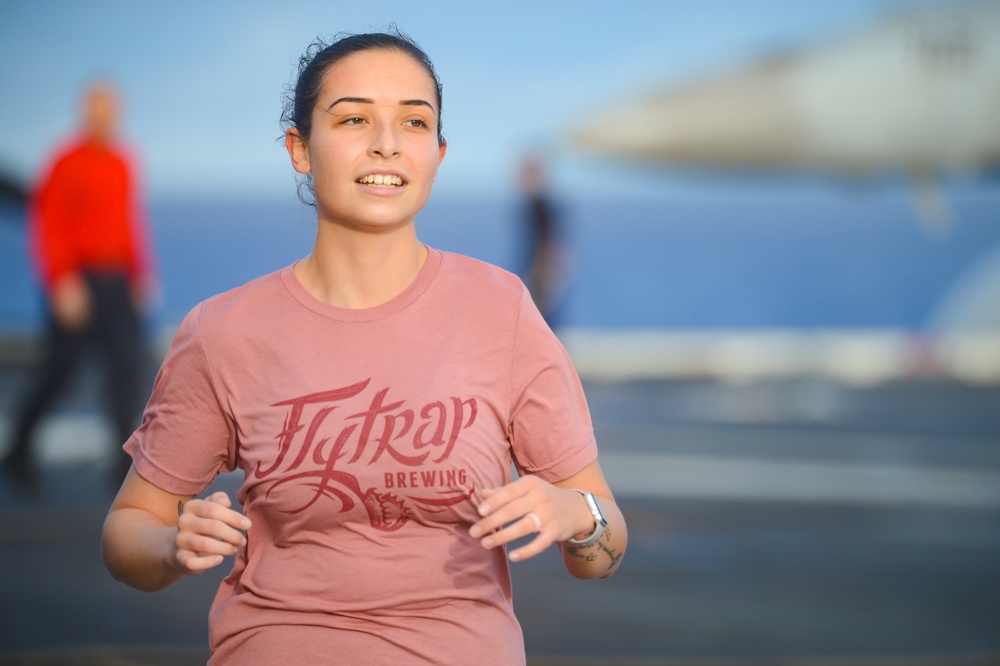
[
  {"x1": 552, "y1": 461, "x2": 627, "y2": 579},
  {"x1": 469, "y1": 459, "x2": 627, "y2": 579},
  {"x1": 102, "y1": 466, "x2": 250, "y2": 592}
]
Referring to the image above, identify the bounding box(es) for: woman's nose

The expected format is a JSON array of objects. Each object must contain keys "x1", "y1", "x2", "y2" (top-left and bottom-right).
[{"x1": 369, "y1": 124, "x2": 400, "y2": 159}]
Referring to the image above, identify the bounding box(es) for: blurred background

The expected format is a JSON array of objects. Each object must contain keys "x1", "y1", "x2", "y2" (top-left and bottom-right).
[{"x1": 0, "y1": 0, "x2": 998, "y2": 664}]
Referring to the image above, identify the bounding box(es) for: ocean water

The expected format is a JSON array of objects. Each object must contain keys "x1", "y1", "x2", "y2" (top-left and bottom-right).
[{"x1": 2, "y1": 185, "x2": 999, "y2": 333}]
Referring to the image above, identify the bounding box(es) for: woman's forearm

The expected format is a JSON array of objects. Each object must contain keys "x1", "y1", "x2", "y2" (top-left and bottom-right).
[
  {"x1": 560, "y1": 495, "x2": 627, "y2": 579},
  {"x1": 102, "y1": 507, "x2": 183, "y2": 592}
]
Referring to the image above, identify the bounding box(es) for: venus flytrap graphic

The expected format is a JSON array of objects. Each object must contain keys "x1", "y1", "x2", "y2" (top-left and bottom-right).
[{"x1": 258, "y1": 377, "x2": 478, "y2": 527}]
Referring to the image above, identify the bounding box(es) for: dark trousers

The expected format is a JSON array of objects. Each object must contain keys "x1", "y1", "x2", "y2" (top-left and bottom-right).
[{"x1": 8, "y1": 271, "x2": 146, "y2": 478}]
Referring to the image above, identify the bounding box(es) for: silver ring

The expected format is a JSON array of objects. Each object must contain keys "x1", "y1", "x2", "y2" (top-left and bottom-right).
[{"x1": 526, "y1": 512, "x2": 543, "y2": 532}]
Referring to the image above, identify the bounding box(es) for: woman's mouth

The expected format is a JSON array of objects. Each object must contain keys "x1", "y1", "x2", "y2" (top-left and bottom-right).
[{"x1": 357, "y1": 174, "x2": 404, "y2": 188}]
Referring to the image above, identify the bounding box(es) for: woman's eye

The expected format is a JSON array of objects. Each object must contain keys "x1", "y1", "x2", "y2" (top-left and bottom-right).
[
  {"x1": 406, "y1": 119, "x2": 428, "y2": 128},
  {"x1": 342, "y1": 116, "x2": 366, "y2": 125}
]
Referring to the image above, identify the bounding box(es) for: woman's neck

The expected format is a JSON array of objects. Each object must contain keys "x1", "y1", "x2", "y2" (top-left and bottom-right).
[{"x1": 294, "y1": 224, "x2": 426, "y2": 309}]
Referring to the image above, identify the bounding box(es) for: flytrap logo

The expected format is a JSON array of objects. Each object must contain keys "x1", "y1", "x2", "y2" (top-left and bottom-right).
[{"x1": 255, "y1": 378, "x2": 478, "y2": 530}]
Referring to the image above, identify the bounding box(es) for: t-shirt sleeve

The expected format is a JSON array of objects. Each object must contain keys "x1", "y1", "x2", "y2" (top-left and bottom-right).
[
  {"x1": 124, "y1": 303, "x2": 237, "y2": 495},
  {"x1": 508, "y1": 288, "x2": 598, "y2": 482}
]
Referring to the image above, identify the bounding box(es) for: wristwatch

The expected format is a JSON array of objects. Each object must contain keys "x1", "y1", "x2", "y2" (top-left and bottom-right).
[{"x1": 566, "y1": 490, "x2": 608, "y2": 547}]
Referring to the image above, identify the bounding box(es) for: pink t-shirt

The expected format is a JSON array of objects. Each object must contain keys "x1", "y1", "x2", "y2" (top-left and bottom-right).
[{"x1": 126, "y1": 248, "x2": 597, "y2": 665}]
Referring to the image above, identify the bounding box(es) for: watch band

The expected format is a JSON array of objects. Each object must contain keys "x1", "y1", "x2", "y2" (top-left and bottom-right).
[{"x1": 565, "y1": 490, "x2": 607, "y2": 547}]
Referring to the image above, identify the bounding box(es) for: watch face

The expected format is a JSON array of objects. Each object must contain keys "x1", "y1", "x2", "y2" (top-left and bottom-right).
[
  {"x1": 586, "y1": 492, "x2": 608, "y2": 527},
  {"x1": 567, "y1": 491, "x2": 607, "y2": 547}
]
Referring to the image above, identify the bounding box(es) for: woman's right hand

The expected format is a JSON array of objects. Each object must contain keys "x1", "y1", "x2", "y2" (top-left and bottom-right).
[{"x1": 173, "y1": 492, "x2": 251, "y2": 575}]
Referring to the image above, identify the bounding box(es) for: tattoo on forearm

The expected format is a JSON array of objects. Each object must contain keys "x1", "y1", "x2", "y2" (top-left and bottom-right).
[
  {"x1": 565, "y1": 547, "x2": 598, "y2": 562},
  {"x1": 598, "y1": 542, "x2": 623, "y2": 572},
  {"x1": 564, "y1": 526, "x2": 622, "y2": 572}
]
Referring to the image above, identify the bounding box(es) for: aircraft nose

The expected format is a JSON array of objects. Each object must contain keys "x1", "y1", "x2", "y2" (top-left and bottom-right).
[{"x1": 569, "y1": 59, "x2": 805, "y2": 167}]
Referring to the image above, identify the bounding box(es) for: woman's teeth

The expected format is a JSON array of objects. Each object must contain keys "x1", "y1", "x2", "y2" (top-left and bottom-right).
[{"x1": 358, "y1": 174, "x2": 403, "y2": 187}]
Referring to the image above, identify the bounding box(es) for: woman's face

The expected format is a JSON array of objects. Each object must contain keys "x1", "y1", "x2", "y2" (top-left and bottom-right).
[{"x1": 287, "y1": 48, "x2": 446, "y2": 233}]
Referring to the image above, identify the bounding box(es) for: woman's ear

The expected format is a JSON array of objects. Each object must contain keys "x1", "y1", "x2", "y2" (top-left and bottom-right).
[
  {"x1": 438, "y1": 138, "x2": 447, "y2": 165},
  {"x1": 286, "y1": 128, "x2": 311, "y2": 174}
]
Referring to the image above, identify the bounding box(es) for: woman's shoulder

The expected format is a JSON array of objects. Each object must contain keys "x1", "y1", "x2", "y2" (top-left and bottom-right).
[
  {"x1": 435, "y1": 249, "x2": 526, "y2": 296},
  {"x1": 184, "y1": 267, "x2": 289, "y2": 332}
]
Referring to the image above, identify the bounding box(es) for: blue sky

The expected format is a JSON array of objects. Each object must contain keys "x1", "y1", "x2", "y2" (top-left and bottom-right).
[{"x1": 0, "y1": 0, "x2": 966, "y2": 202}]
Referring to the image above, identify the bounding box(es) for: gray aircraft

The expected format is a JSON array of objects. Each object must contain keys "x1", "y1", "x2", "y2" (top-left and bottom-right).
[{"x1": 570, "y1": 2, "x2": 1000, "y2": 230}]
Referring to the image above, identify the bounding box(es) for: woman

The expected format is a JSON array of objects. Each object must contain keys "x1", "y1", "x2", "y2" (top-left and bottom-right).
[{"x1": 102, "y1": 29, "x2": 626, "y2": 664}]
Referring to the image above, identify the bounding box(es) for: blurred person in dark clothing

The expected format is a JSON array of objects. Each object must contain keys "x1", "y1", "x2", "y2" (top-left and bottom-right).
[
  {"x1": 518, "y1": 153, "x2": 570, "y2": 328},
  {"x1": 1, "y1": 80, "x2": 156, "y2": 487}
]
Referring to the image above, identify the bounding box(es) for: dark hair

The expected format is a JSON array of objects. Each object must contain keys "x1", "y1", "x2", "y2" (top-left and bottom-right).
[
  {"x1": 282, "y1": 28, "x2": 443, "y2": 142},
  {"x1": 280, "y1": 28, "x2": 443, "y2": 206}
]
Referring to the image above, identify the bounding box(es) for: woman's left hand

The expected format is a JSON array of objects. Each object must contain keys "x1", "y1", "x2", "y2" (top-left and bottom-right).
[{"x1": 468, "y1": 475, "x2": 591, "y2": 562}]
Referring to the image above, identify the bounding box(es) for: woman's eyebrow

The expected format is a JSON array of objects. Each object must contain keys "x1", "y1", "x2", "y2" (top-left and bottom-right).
[
  {"x1": 327, "y1": 97, "x2": 435, "y2": 112},
  {"x1": 401, "y1": 99, "x2": 435, "y2": 112},
  {"x1": 327, "y1": 96, "x2": 373, "y2": 111}
]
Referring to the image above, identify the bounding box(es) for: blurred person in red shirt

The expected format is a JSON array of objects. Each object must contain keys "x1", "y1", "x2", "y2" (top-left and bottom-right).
[{"x1": 2, "y1": 80, "x2": 156, "y2": 487}]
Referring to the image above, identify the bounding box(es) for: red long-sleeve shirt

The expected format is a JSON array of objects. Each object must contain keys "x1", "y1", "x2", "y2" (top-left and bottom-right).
[{"x1": 29, "y1": 137, "x2": 152, "y2": 292}]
